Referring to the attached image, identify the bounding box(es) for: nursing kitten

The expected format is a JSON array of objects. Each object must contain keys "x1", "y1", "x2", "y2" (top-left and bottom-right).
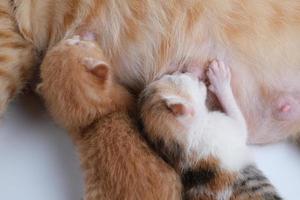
[
  {"x1": 140, "y1": 60, "x2": 282, "y2": 200},
  {"x1": 1, "y1": 0, "x2": 300, "y2": 143},
  {"x1": 38, "y1": 36, "x2": 182, "y2": 200}
]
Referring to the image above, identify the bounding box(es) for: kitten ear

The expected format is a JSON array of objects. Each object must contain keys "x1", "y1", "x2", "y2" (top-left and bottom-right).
[
  {"x1": 163, "y1": 96, "x2": 194, "y2": 117},
  {"x1": 89, "y1": 62, "x2": 109, "y2": 81},
  {"x1": 168, "y1": 103, "x2": 188, "y2": 116},
  {"x1": 83, "y1": 57, "x2": 109, "y2": 81}
]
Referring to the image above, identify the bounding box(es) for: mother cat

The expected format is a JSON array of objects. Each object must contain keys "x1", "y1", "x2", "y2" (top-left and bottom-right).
[{"x1": 1, "y1": 0, "x2": 300, "y2": 143}]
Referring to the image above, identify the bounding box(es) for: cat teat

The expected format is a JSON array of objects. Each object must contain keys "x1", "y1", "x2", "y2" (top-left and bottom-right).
[
  {"x1": 273, "y1": 95, "x2": 300, "y2": 121},
  {"x1": 279, "y1": 104, "x2": 291, "y2": 113}
]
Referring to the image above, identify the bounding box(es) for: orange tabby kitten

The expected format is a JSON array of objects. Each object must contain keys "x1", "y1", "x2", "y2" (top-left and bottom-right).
[
  {"x1": 38, "y1": 36, "x2": 182, "y2": 200},
  {"x1": 1, "y1": 0, "x2": 300, "y2": 143}
]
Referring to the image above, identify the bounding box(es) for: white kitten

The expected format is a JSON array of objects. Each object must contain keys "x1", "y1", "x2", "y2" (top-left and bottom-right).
[{"x1": 140, "y1": 60, "x2": 281, "y2": 200}]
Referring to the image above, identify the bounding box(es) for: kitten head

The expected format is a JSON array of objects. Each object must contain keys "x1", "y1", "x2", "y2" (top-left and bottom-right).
[
  {"x1": 77, "y1": 56, "x2": 134, "y2": 116},
  {"x1": 141, "y1": 72, "x2": 207, "y2": 119},
  {"x1": 140, "y1": 73, "x2": 207, "y2": 144},
  {"x1": 39, "y1": 40, "x2": 133, "y2": 130}
]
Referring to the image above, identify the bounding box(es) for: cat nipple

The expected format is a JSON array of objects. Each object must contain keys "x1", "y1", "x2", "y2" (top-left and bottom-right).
[
  {"x1": 279, "y1": 104, "x2": 291, "y2": 113},
  {"x1": 273, "y1": 95, "x2": 300, "y2": 121}
]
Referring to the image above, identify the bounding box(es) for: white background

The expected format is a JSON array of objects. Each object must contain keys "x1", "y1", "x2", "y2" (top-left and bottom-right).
[{"x1": 0, "y1": 96, "x2": 300, "y2": 200}]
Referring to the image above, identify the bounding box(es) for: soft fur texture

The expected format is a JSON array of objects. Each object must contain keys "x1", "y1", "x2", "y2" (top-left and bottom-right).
[
  {"x1": 38, "y1": 37, "x2": 182, "y2": 200},
  {"x1": 0, "y1": 1, "x2": 295, "y2": 198},
  {"x1": 140, "y1": 62, "x2": 281, "y2": 199},
  {"x1": 0, "y1": 0, "x2": 300, "y2": 143}
]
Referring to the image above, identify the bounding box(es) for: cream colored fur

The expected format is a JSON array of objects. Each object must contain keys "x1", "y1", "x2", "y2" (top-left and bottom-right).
[{"x1": 1, "y1": 0, "x2": 300, "y2": 143}]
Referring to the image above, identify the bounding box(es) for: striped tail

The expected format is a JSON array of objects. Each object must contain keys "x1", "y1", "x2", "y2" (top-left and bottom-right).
[{"x1": 231, "y1": 165, "x2": 282, "y2": 200}]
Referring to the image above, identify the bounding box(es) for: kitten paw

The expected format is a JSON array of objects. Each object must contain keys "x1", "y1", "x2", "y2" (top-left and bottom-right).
[
  {"x1": 65, "y1": 35, "x2": 81, "y2": 45},
  {"x1": 207, "y1": 60, "x2": 231, "y2": 95},
  {"x1": 65, "y1": 35, "x2": 96, "y2": 48}
]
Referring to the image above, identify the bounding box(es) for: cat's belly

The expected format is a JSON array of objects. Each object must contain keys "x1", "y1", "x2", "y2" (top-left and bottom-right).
[
  {"x1": 75, "y1": 3, "x2": 300, "y2": 144},
  {"x1": 229, "y1": 65, "x2": 300, "y2": 144}
]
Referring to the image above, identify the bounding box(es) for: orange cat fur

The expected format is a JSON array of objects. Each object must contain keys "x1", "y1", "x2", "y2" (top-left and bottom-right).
[
  {"x1": 38, "y1": 37, "x2": 182, "y2": 200},
  {"x1": 1, "y1": 1, "x2": 300, "y2": 142},
  {"x1": 0, "y1": 0, "x2": 36, "y2": 115}
]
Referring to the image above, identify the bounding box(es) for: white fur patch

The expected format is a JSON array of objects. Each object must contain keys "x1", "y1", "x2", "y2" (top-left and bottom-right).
[
  {"x1": 187, "y1": 112, "x2": 252, "y2": 172},
  {"x1": 161, "y1": 74, "x2": 253, "y2": 172},
  {"x1": 66, "y1": 35, "x2": 81, "y2": 45}
]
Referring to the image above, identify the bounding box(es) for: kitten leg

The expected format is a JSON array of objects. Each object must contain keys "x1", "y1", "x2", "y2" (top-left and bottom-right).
[
  {"x1": 0, "y1": 1, "x2": 36, "y2": 116},
  {"x1": 207, "y1": 60, "x2": 247, "y2": 130}
]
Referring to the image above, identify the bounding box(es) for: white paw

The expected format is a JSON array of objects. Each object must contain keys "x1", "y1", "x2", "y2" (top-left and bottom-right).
[
  {"x1": 65, "y1": 35, "x2": 81, "y2": 46},
  {"x1": 65, "y1": 35, "x2": 96, "y2": 48},
  {"x1": 207, "y1": 60, "x2": 231, "y2": 94}
]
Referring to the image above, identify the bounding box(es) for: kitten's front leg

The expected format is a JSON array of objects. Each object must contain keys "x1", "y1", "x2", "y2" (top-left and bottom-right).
[{"x1": 207, "y1": 60, "x2": 247, "y2": 130}]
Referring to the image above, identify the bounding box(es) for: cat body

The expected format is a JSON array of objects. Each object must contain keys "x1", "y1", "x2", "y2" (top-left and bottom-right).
[
  {"x1": 1, "y1": 0, "x2": 300, "y2": 143},
  {"x1": 140, "y1": 61, "x2": 281, "y2": 199},
  {"x1": 77, "y1": 112, "x2": 181, "y2": 200},
  {"x1": 38, "y1": 37, "x2": 182, "y2": 200}
]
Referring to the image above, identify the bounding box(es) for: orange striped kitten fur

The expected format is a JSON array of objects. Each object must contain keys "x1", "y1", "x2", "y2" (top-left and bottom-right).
[
  {"x1": 140, "y1": 61, "x2": 282, "y2": 200},
  {"x1": 38, "y1": 36, "x2": 182, "y2": 200},
  {"x1": 1, "y1": 0, "x2": 300, "y2": 143},
  {"x1": 0, "y1": 0, "x2": 36, "y2": 115}
]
